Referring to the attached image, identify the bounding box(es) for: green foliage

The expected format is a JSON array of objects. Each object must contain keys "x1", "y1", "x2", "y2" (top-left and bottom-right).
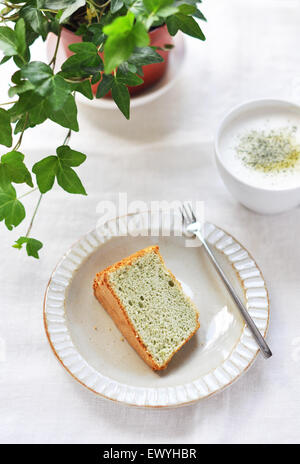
[
  {"x1": 22, "y1": 61, "x2": 57, "y2": 96},
  {"x1": 0, "y1": 18, "x2": 29, "y2": 63},
  {"x1": 33, "y1": 145, "x2": 87, "y2": 195},
  {"x1": 0, "y1": 109, "x2": 12, "y2": 147},
  {"x1": 127, "y1": 46, "x2": 164, "y2": 75},
  {"x1": 0, "y1": 150, "x2": 33, "y2": 187},
  {"x1": 96, "y1": 74, "x2": 114, "y2": 98},
  {"x1": 103, "y1": 11, "x2": 150, "y2": 73},
  {"x1": 0, "y1": 0, "x2": 206, "y2": 259},
  {"x1": 111, "y1": 0, "x2": 124, "y2": 14},
  {"x1": 111, "y1": 79, "x2": 130, "y2": 119},
  {"x1": 62, "y1": 42, "x2": 103, "y2": 77},
  {"x1": 0, "y1": 182, "x2": 25, "y2": 230},
  {"x1": 166, "y1": 13, "x2": 205, "y2": 39},
  {"x1": 69, "y1": 79, "x2": 93, "y2": 99},
  {"x1": 13, "y1": 236, "x2": 43, "y2": 259},
  {"x1": 20, "y1": 4, "x2": 48, "y2": 39},
  {"x1": 116, "y1": 69, "x2": 144, "y2": 86},
  {"x1": 48, "y1": 94, "x2": 79, "y2": 130}
]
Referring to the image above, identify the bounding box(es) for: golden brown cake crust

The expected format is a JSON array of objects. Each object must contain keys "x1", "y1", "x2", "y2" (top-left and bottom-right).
[{"x1": 93, "y1": 246, "x2": 200, "y2": 370}]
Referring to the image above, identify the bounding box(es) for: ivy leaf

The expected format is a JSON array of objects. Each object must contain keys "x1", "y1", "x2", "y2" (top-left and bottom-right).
[
  {"x1": 110, "y1": 0, "x2": 124, "y2": 14},
  {"x1": 32, "y1": 146, "x2": 86, "y2": 195},
  {"x1": 1, "y1": 151, "x2": 33, "y2": 187},
  {"x1": 21, "y1": 61, "x2": 54, "y2": 96},
  {"x1": 25, "y1": 28, "x2": 39, "y2": 47},
  {"x1": 111, "y1": 80, "x2": 130, "y2": 119},
  {"x1": 14, "y1": 19, "x2": 27, "y2": 59},
  {"x1": 193, "y1": 9, "x2": 207, "y2": 21},
  {"x1": 103, "y1": 12, "x2": 149, "y2": 74},
  {"x1": 103, "y1": 10, "x2": 135, "y2": 36},
  {"x1": 0, "y1": 182, "x2": 25, "y2": 230},
  {"x1": 143, "y1": 0, "x2": 160, "y2": 12},
  {"x1": 13, "y1": 236, "x2": 43, "y2": 259},
  {"x1": 8, "y1": 80, "x2": 34, "y2": 98},
  {"x1": 0, "y1": 163, "x2": 9, "y2": 188},
  {"x1": 91, "y1": 72, "x2": 101, "y2": 85},
  {"x1": 0, "y1": 108, "x2": 12, "y2": 147},
  {"x1": 177, "y1": 4, "x2": 197, "y2": 15},
  {"x1": 48, "y1": 94, "x2": 79, "y2": 131},
  {"x1": 56, "y1": 145, "x2": 86, "y2": 167},
  {"x1": 11, "y1": 70, "x2": 22, "y2": 85},
  {"x1": 128, "y1": 46, "x2": 164, "y2": 67},
  {"x1": 59, "y1": 0, "x2": 85, "y2": 23},
  {"x1": 166, "y1": 16, "x2": 179, "y2": 36},
  {"x1": 132, "y1": 22, "x2": 150, "y2": 47},
  {"x1": 56, "y1": 166, "x2": 87, "y2": 195},
  {"x1": 0, "y1": 55, "x2": 11, "y2": 65},
  {"x1": 9, "y1": 91, "x2": 43, "y2": 120},
  {"x1": 32, "y1": 155, "x2": 58, "y2": 193},
  {"x1": 118, "y1": 62, "x2": 138, "y2": 74},
  {"x1": 156, "y1": 6, "x2": 179, "y2": 19},
  {"x1": 20, "y1": 5, "x2": 48, "y2": 39},
  {"x1": 56, "y1": 145, "x2": 87, "y2": 194},
  {"x1": 69, "y1": 79, "x2": 93, "y2": 100},
  {"x1": 80, "y1": 23, "x2": 105, "y2": 48},
  {"x1": 26, "y1": 98, "x2": 49, "y2": 126},
  {"x1": 143, "y1": 0, "x2": 170, "y2": 12},
  {"x1": 104, "y1": 35, "x2": 135, "y2": 75},
  {"x1": 96, "y1": 74, "x2": 114, "y2": 98},
  {"x1": 142, "y1": 0, "x2": 178, "y2": 23},
  {"x1": 44, "y1": 0, "x2": 75, "y2": 6},
  {"x1": 44, "y1": 0, "x2": 85, "y2": 23},
  {"x1": 14, "y1": 115, "x2": 28, "y2": 135},
  {"x1": 0, "y1": 26, "x2": 19, "y2": 56},
  {"x1": 47, "y1": 74, "x2": 71, "y2": 111},
  {"x1": 166, "y1": 14, "x2": 205, "y2": 40},
  {"x1": 14, "y1": 97, "x2": 49, "y2": 134},
  {"x1": 11, "y1": 93, "x2": 48, "y2": 133},
  {"x1": 9, "y1": 72, "x2": 76, "y2": 131},
  {"x1": 62, "y1": 42, "x2": 103, "y2": 77},
  {"x1": 116, "y1": 69, "x2": 143, "y2": 87}
]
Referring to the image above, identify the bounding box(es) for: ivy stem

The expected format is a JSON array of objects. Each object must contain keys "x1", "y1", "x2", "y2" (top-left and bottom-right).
[
  {"x1": 18, "y1": 124, "x2": 72, "y2": 246},
  {"x1": 0, "y1": 100, "x2": 17, "y2": 106},
  {"x1": 25, "y1": 194, "x2": 43, "y2": 239},
  {"x1": 64, "y1": 77, "x2": 90, "y2": 83},
  {"x1": 4, "y1": 2, "x2": 22, "y2": 9},
  {"x1": 0, "y1": 13, "x2": 19, "y2": 21},
  {"x1": 98, "y1": 0, "x2": 111, "y2": 9},
  {"x1": 13, "y1": 112, "x2": 28, "y2": 151},
  {"x1": 49, "y1": 26, "x2": 62, "y2": 70},
  {"x1": 40, "y1": 8, "x2": 59, "y2": 13},
  {"x1": 63, "y1": 128, "x2": 72, "y2": 145},
  {"x1": 18, "y1": 187, "x2": 39, "y2": 200}
]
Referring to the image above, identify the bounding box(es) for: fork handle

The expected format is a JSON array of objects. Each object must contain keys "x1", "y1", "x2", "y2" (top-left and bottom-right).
[{"x1": 195, "y1": 231, "x2": 272, "y2": 359}]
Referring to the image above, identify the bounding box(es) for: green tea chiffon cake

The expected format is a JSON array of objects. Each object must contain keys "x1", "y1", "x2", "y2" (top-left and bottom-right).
[{"x1": 93, "y1": 245, "x2": 200, "y2": 370}]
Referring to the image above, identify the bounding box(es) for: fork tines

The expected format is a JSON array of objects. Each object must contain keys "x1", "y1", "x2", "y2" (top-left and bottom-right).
[{"x1": 181, "y1": 202, "x2": 197, "y2": 225}]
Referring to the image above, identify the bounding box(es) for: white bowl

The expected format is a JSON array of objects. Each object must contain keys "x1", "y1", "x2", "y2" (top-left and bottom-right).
[{"x1": 215, "y1": 99, "x2": 300, "y2": 215}]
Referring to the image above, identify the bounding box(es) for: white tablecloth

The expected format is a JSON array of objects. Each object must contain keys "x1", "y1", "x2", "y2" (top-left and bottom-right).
[{"x1": 1, "y1": 0, "x2": 300, "y2": 444}]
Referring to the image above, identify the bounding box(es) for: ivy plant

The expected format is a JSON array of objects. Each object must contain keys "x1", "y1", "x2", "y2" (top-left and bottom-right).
[{"x1": 0, "y1": 0, "x2": 206, "y2": 258}]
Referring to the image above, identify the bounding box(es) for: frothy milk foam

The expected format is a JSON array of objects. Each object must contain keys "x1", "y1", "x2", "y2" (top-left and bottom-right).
[{"x1": 219, "y1": 106, "x2": 300, "y2": 190}]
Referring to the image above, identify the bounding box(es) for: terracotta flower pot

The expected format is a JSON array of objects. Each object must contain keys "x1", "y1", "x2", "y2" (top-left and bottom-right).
[{"x1": 60, "y1": 24, "x2": 174, "y2": 97}]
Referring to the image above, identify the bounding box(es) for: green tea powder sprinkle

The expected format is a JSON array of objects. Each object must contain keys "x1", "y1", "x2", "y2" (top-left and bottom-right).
[{"x1": 236, "y1": 127, "x2": 300, "y2": 173}]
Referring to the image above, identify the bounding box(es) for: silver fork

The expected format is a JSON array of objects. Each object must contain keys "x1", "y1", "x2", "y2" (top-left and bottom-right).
[{"x1": 181, "y1": 202, "x2": 272, "y2": 359}]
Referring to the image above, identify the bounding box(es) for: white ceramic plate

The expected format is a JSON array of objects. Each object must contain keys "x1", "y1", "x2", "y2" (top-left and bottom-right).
[
  {"x1": 44, "y1": 212, "x2": 270, "y2": 408},
  {"x1": 47, "y1": 33, "x2": 185, "y2": 109}
]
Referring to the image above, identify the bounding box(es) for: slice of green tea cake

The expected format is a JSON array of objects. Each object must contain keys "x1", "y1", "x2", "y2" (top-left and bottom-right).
[{"x1": 93, "y1": 245, "x2": 200, "y2": 370}]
